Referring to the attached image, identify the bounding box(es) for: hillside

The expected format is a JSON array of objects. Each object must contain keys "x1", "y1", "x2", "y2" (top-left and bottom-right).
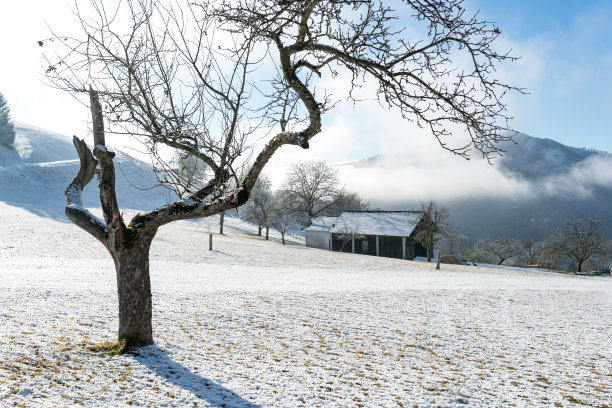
[{"x1": 0, "y1": 123, "x2": 175, "y2": 217}]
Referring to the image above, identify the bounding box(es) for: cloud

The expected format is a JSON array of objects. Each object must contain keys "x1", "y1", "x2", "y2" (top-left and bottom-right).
[
  {"x1": 335, "y1": 141, "x2": 534, "y2": 205},
  {"x1": 540, "y1": 155, "x2": 612, "y2": 198},
  {"x1": 333, "y1": 143, "x2": 612, "y2": 209}
]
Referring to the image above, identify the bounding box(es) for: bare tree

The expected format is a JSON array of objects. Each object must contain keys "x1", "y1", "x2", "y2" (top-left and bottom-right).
[
  {"x1": 415, "y1": 200, "x2": 451, "y2": 262},
  {"x1": 216, "y1": 0, "x2": 521, "y2": 161},
  {"x1": 545, "y1": 217, "x2": 608, "y2": 273},
  {"x1": 45, "y1": 0, "x2": 520, "y2": 349},
  {"x1": 335, "y1": 226, "x2": 365, "y2": 253},
  {"x1": 437, "y1": 227, "x2": 469, "y2": 256},
  {"x1": 473, "y1": 237, "x2": 525, "y2": 265},
  {"x1": 326, "y1": 190, "x2": 369, "y2": 217},
  {"x1": 242, "y1": 174, "x2": 274, "y2": 239},
  {"x1": 531, "y1": 240, "x2": 562, "y2": 270},
  {"x1": 281, "y1": 161, "x2": 340, "y2": 224},
  {"x1": 269, "y1": 190, "x2": 299, "y2": 245}
]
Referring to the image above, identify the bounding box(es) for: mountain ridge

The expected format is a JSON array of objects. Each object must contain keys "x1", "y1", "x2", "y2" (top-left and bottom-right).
[{"x1": 339, "y1": 132, "x2": 612, "y2": 241}]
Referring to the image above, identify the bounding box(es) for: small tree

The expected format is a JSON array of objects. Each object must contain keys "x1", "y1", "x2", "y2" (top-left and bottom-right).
[
  {"x1": 326, "y1": 190, "x2": 369, "y2": 217},
  {"x1": 335, "y1": 226, "x2": 365, "y2": 253},
  {"x1": 269, "y1": 191, "x2": 298, "y2": 245},
  {"x1": 531, "y1": 240, "x2": 562, "y2": 270},
  {"x1": 0, "y1": 92, "x2": 16, "y2": 148},
  {"x1": 437, "y1": 227, "x2": 469, "y2": 256},
  {"x1": 281, "y1": 161, "x2": 340, "y2": 224},
  {"x1": 473, "y1": 237, "x2": 525, "y2": 265},
  {"x1": 242, "y1": 175, "x2": 274, "y2": 239},
  {"x1": 545, "y1": 217, "x2": 608, "y2": 273},
  {"x1": 415, "y1": 201, "x2": 451, "y2": 262}
]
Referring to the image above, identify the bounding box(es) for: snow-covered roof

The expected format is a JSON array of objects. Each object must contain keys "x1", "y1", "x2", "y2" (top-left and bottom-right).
[
  {"x1": 329, "y1": 211, "x2": 423, "y2": 237},
  {"x1": 304, "y1": 216, "x2": 338, "y2": 232}
]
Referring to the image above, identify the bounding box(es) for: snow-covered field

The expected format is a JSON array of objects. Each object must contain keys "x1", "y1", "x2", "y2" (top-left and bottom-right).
[{"x1": 1, "y1": 125, "x2": 611, "y2": 407}]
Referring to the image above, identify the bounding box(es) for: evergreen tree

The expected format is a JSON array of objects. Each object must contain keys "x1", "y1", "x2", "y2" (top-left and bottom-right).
[{"x1": 0, "y1": 92, "x2": 16, "y2": 148}]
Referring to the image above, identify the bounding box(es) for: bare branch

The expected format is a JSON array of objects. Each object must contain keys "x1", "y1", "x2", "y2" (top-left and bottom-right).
[{"x1": 64, "y1": 136, "x2": 108, "y2": 245}]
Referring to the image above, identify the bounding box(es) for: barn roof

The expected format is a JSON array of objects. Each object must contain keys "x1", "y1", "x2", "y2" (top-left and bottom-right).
[
  {"x1": 303, "y1": 216, "x2": 338, "y2": 232},
  {"x1": 329, "y1": 211, "x2": 423, "y2": 237}
]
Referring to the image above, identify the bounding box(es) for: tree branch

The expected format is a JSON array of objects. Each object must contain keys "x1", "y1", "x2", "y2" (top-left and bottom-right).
[
  {"x1": 90, "y1": 88, "x2": 125, "y2": 252},
  {"x1": 64, "y1": 136, "x2": 108, "y2": 245}
]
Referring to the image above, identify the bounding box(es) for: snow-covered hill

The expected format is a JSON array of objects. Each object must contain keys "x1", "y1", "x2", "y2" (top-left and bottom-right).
[{"x1": 0, "y1": 123, "x2": 175, "y2": 216}]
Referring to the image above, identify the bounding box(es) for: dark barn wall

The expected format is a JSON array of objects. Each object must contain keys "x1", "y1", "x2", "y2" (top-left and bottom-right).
[
  {"x1": 331, "y1": 235, "x2": 352, "y2": 253},
  {"x1": 355, "y1": 235, "x2": 377, "y2": 256},
  {"x1": 379, "y1": 236, "x2": 403, "y2": 259},
  {"x1": 413, "y1": 242, "x2": 427, "y2": 258},
  {"x1": 332, "y1": 233, "x2": 427, "y2": 260}
]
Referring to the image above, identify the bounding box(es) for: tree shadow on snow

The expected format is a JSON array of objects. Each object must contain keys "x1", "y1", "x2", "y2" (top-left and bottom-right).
[
  {"x1": 132, "y1": 345, "x2": 261, "y2": 408},
  {"x1": 2, "y1": 200, "x2": 70, "y2": 222}
]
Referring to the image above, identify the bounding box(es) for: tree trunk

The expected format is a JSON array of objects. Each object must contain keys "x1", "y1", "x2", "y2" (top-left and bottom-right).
[
  {"x1": 258, "y1": 225, "x2": 262, "y2": 236},
  {"x1": 113, "y1": 231, "x2": 155, "y2": 347},
  {"x1": 426, "y1": 235, "x2": 434, "y2": 262},
  {"x1": 340, "y1": 240, "x2": 348, "y2": 252},
  {"x1": 265, "y1": 226, "x2": 269, "y2": 240},
  {"x1": 497, "y1": 258, "x2": 504, "y2": 265},
  {"x1": 219, "y1": 212, "x2": 224, "y2": 234},
  {"x1": 281, "y1": 232, "x2": 285, "y2": 245},
  {"x1": 576, "y1": 260, "x2": 583, "y2": 273}
]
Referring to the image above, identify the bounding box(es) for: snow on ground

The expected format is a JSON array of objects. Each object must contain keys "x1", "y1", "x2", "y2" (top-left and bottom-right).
[
  {"x1": 1, "y1": 124, "x2": 611, "y2": 407},
  {"x1": 1, "y1": 201, "x2": 611, "y2": 408}
]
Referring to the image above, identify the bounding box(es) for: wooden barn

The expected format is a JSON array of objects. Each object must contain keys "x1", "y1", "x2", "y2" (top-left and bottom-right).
[{"x1": 305, "y1": 211, "x2": 427, "y2": 260}]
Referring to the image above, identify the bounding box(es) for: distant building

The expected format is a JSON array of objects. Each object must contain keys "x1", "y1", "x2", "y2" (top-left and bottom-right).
[
  {"x1": 304, "y1": 211, "x2": 427, "y2": 260},
  {"x1": 304, "y1": 216, "x2": 337, "y2": 250}
]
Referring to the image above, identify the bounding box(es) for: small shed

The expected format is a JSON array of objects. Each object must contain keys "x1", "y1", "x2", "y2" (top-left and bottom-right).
[
  {"x1": 304, "y1": 216, "x2": 338, "y2": 250},
  {"x1": 305, "y1": 211, "x2": 427, "y2": 260}
]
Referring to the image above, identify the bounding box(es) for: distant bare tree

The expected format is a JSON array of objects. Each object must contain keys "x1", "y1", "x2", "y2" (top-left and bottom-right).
[
  {"x1": 531, "y1": 240, "x2": 562, "y2": 271},
  {"x1": 518, "y1": 238, "x2": 537, "y2": 266},
  {"x1": 474, "y1": 237, "x2": 525, "y2": 265},
  {"x1": 242, "y1": 175, "x2": 273, "y2": 239},
  {"x1": 281, "y1": 161, "x2": 340, "y2": 224},
  {"x1": 336, "y1": 226, "x2": 365, "y2": 253},
  {"x1": 415, "y1": 201, "x2": 451, "y2": 262},
  {"x1": 326, "y1": 190, "x2": 369, "y2": 217},
  {"x1": 269, "y1": 191, "x2": 299, "y2": 245},
  {"x1": 545, "y1": 217, "x2": 608, "y2": 273},
  {"x1": 437, "y1": 227, "x2": 469, "y2": 255}
]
